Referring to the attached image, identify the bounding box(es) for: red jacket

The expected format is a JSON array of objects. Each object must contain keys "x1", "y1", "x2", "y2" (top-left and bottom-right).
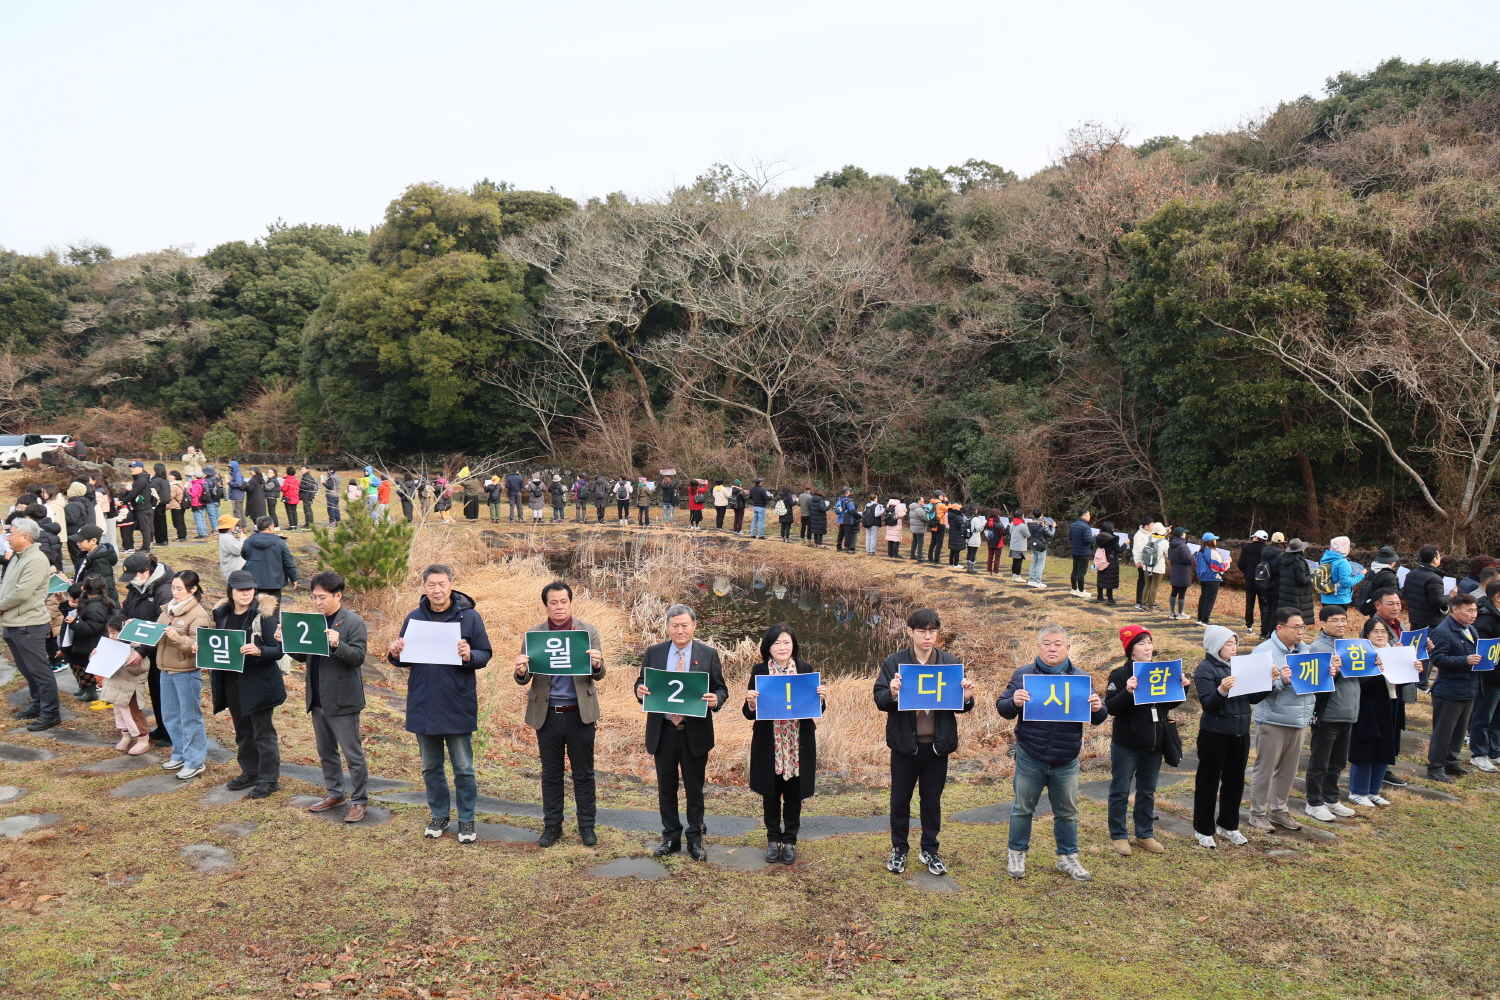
[{"x1": 281, "y1": 475, "x2": 301, "y2": 504}]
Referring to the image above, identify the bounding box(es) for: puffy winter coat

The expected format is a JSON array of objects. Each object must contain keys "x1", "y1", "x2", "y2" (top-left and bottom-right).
[
  {"x1": 1068, "y1": 518, "x2": 1093, "y2": 556},
  {"x1": 995, "y1": 658, "x2": 1108, "y2": 764},
  {"x1": 1105, "y1": 660, "x2": 1181, "y2": 751},
  {"x1": 1277, "y1": 549, "x2": 1315, "y2": 621},
  {"x1": 1194, "y1": 653, "x2": 1269, "y2": 737},
  {"x1": 1402, "y1": 563, "x2": 1448, "y2": 629},
  {"x1": 1318, "y1": 549, "x2": 1364, "y2": 606},
  {"x1": 1252, "y1": 633, "x2": 1315, "y2": 728},
  {"x1": 1168, "y1": 536, "x2": 1195, "y2": 588},
  {"x1": 388, "y1": 590, "x2": 493, "y2": 736},
  {"x1": 208, "y1": 595, "x2": 287, "y2": 717}
]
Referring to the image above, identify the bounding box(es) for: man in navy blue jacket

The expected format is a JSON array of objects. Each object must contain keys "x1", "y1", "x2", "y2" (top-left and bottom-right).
[
  {"x1": 996, "y1": 623, "x2": 1108, "y2": 881},
  {"x1": 1067, "y1": 510, "x2": 1093, "y2": 597},
  {"x1": 1427, "y1": 593, "x2": 1482, "y2": 782},
  {"x1": 387, "y1": 564, "x2": 493, "y2": 842}
]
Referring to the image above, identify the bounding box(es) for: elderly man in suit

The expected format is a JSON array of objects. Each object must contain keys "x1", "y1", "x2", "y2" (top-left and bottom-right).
[
  {"x1": 635, "y1": 604, "x2": 727, "y2": 861},
  {"x1": 514, "y1": 580, "x2": 605, "y2": 847}
]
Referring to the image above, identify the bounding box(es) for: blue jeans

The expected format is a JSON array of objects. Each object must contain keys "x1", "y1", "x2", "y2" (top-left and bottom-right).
[
  {"x1": 1348, "y1": 762, "x2": 1386, "y2": 797},
  {"x1": 1028, "y1": 550, "x2": 1048, "y2": 584},
  {"x1": 750, "y1": 507, "x2": 766, "y2": 537},
  {"x1": 192, "y1": 507, "x2": 207, "y2": 537},
  {"x1": 160, "y1": 669, "x2": 207, "y2": 768},
  {"x1": 1009, "y1": 744, "x2": 1080, "y2": 855},
  {"x1": 205, "y1": 500, "x2": 220, "y2": 531},
  {"x1": 1469, "y1": 683, "x2": 1500, "y2": 758},
  {"x1": 1108, "y1": 743, "x2": 1162, "y2": 840},
  {"x1": 415, "y1": 732, "x2": 477, "y2": 822},
  {"x1": 662, "y1": 505, "x2": 675, "y2": 525}
]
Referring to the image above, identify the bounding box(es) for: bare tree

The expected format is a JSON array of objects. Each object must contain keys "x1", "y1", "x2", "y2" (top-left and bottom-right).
[{"x1": 0, "y1": 347, "x2": 42, "y2": 430}]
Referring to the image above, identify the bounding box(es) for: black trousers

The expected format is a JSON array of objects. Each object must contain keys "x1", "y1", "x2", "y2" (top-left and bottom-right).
[
  {"x1": 1429, "y1": 696, "x2": 1474, "y2": 772},
  {"x1": 1136, "y1": 567, "x2": 1148, "y2": 605},
  {"x1": 229, "y1": 703, "x2": 280, "y2": 782},
  {"x1": 1193, "y1": 729, "x2": 1249, "y2": 835},
  {"x1": 890, "y1": 742, "x2": 947, "y2": 853},
  {"x1": 800, "y1": 517, "x2": 808, "y2": 539},
  {"x1": 1244, "y1": 584, "x2": 1259, "y2": 629},
  {"x1": 538, "y1": 709, "x2": 596, "y2": 828},
  {"x1": 616, "y1": 500, "x2": 629, "y2": 519},
  {"x1": 836, "y1": 524, "x2": 852, "y2": 550},
  {"x1": 1257, "y1": 591, "x2": 1275, "y2": 638},
  {"x1": 654, "y1": 723, "x2": 707, "y2": 843},
  {"x1": 887, "y1": 541, "x2": 900, "y2": 557},
  {"x1": 926, "y1": 529, "x2": 944, "y2": 562},
  {"x1": 134, "y1": 508, "x2": 155, "y2": 550},
  {"x1": 596, "y1": 503, "x2": 607, "y2": 522},
  {"x1": 781, "y1": 521, "x2": 793, "y2": 540},
  {"x1": 1070, "y1": 554, "x2": 1090, "y2": 591},
  {"x1": 147, "y1": 659, "x2": 169, "y2": 742},
  {"x1": 637, "y1": 506, "x2": 650, "y2": 526},
  {"x1": 948, "y1": 547, "x2": 961, "y2": 566},
  {"x1": 1196, "y1": 581, "x2": 1221, "y2": 623},
  {"x1": 714, "y1": 507, "x2": 727, "y2": 528},
  {"x1": 153, "y1": 506, "x2": 169, "y2": 546},
  {"x1": 763, "y1": 774, "x2": 803, "y2": 844},
  {"x1": 170, "y1": 507, "x2": 187, "y2": 540},
  {"x1": 284, "y1": 500, "x2": 298, "y2": 528},
  {"x1": 1305, "y1": 720, "x2": 1352, "y2": 805},
  {"x1": 1011, "y1": 556, "x2": 1024, "y2": 575}
]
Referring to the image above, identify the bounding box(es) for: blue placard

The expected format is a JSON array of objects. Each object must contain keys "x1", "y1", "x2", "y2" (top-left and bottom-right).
[
  {"x1": 1132, "y1": 659, "x2": 1184, "y2": 704},
  {"x1": 1336, "y1": 639, "x2": 1380, "y2": 677},
  {"x1": 1477, "y1": 637, "x2": 1500, "y2": 673},
  {"x1": 754, "y1": 671, "x2": 823, "y2": 720},
  {"x1": 1021, "y1": 674, "x2": 1094, "y2": 722},
  {"x1": 897, "y1": 663, "x2": 966, "y2": 711},
  {"x1": 1287, "y1": 652, "x2": 1334, "y2": 694},
  {"x1": 1402, "y1": 627, "x2": 1428, "y2": 658}
]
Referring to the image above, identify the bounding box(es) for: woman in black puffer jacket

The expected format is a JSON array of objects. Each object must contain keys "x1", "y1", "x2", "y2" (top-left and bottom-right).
[
  {"x1": 1104, "y1": 626, "x2": 1182, "y2": 855},
  {"x1": 1277, "y1": 540, "x2": 1315, "y2": 622},
  {"x1": 805, "y1": 490, "x2": 829, "y2": 546},
  {"x1": 1192, "y1": 624, "x2": 1270, "y2": 847},
  {"x1": 1167, "y1": 529, "x2": 1194, "y2": 620}
]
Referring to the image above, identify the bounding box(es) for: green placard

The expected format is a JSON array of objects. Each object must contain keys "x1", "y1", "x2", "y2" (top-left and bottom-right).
[
  {"x1": 526, "y1": 630, "x2": 593, "y2": 676},
  {"x1": 197, "y1": 628, "x2": 246, "y2": 673},
  {"x1": 118, "y1": 619, "x2": 170, "y2": 646},
  {"x1": 281, "y1": 611, "x2": 330, "y2": 656},
  {"x1": 47, "y1": 574, "x2": 71, "y2": 594},
  {"x1": 642, "y1": 666, "x2": 709, "y2": 718}
]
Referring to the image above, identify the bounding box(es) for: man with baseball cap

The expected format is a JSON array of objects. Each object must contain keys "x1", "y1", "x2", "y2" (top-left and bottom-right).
[{"x1": 1238, "y1": 530, "x2": 1270, "y2": 635}]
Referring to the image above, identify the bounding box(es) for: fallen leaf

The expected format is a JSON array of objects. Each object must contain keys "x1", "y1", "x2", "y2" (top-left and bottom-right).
[
  {"x1": 310, "y1": 984, "x2": 332, "y2": 992},
  {"x1": 1196, "y1": 915, "x2": 1209, "y2": 923},
  {"x1": 108, "y1": 984, "x2": 123, "y2": 993}
]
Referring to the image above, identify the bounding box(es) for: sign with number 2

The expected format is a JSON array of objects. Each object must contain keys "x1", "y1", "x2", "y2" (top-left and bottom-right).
[
  {"x1": 280, "y1": 612, "x2": 330, "y2": 656},
  {"x1": 642, "y1": 666, "x2": 709, "y2": 717}
]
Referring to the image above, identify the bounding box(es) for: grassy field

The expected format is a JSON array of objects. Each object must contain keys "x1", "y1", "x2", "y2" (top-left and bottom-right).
[{"x1": 3, "y1": 510, "x2": 1499, "y2": 999}]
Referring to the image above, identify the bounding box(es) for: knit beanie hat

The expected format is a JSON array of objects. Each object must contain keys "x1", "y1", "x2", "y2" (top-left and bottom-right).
[
  {"x1": 1119, "y1": 625, "x2": 1152, "y2": 655},
  {"x1": 1203, "y1": 624, "x2": 1237, "y2": 659}
]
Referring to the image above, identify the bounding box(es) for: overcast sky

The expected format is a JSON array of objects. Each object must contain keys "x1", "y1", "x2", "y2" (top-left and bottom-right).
[{"x1": 2, "y1": 0, "x2": 1496, "y2": 257}]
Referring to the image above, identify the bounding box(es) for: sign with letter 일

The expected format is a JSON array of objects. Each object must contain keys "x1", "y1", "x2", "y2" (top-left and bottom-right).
[
  {"x1": 897, "y1": 663, "x2": 966, "y2": 711},
  {"x1": 1021, "y1": 674, "x2": 1093, "y2": 722},
  {"x1": 1476, "y1": 637, "x2": 1500, "y2": 672},
  {"x1": 281, "y1": 612, "x2": 330, "y2": 657},
  {"x1": 1336, "y1": 639, "x2": 1381, "y2": 676},
  {"x1": 642, "y1": 666, "x2": 709, "y2": 718},
  {"x1": 197, "y1": 629, "x2": 246, "y2": 673},
  {"x1": 525, "y1": 630, "x2": 594, "y2": 676},
  {"x1": 754, "y1": 671, "x2": 822, "y2": 721},
  {"x1": 1286, "y1": 652, "x2": 1334, "y2": 694},
  {"x1": 1132, "y1": 659, "x2": 1184, "y2": 704},
  {"x1": 118, "y1": 618, "x2": 170, "y2": 646}
]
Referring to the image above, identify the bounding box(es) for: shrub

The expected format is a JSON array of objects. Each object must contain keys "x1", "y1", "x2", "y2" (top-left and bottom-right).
[
  {"x1": 150, "y1": 425, "x2": 183, "y2": 459},
  {"x1": 311, "y1": 509, "x2": 413, "y2": 594},
  {"x1": 201, "y1": 424, "x2": 239, "y2": 461}
]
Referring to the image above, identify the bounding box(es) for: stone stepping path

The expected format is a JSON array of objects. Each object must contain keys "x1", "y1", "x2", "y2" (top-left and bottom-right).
[
  {"x1": 6, "y1": 689, "x2": 76, "y2": 721},
  {"x1": 0, "y1": 741, "x2": 55, "y2": 763},
  {"x1": 288, "y1": 795, "x2": 394, "y2": 826},
  {"x1": 906, "y1": 869, "x2": 961, "y2": 893},
  {"x1": 180, "y1": 844, "x2": 237, "y2": 872},
  {"x1": 0, "y1": 785, "x2": 28, "y2": 804},
  {"x1": 69, "y1": 753, "x2": 163, "y2": 774},
  {"x1": 111, "y1": 773, "x2": 200, "y2": 798},
  {"x1": 200, "y1": 782, "x2": 252, "y2": 806},
  {"x1": 8, "y1": 726, "x2": 110, "y2": 747},
  {"x1": 277, "y1": 763, "x2": 412, "y2": 793},
  {"x1": 0, "y1": 813, "x2": 62, "y2": 838},
  {"x1": 953, "y1": 793, "x2": 1053, "y2": 823},
  {"x1": 212, "y1": 821, "x2": 257, "y2": 838},
  {"x1": 587, "y1": 857, "x2": 671, "y2": 880},
  {"x1": 442, "y1": 820, "x2": 534, "y2": 843}
]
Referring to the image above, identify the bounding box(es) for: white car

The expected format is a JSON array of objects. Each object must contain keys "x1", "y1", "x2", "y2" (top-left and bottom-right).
[{"x1": 0, "y1": 434, "x2": 71, "y2": 468}]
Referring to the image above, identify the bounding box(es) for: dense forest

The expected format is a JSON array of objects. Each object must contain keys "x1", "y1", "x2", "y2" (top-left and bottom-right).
[{"x1": 2, "y1": 58, "x2": 1498, "y2": 551}]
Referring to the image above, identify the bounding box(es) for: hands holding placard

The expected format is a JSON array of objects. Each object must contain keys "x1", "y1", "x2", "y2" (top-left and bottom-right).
[
  {"x1": 887, "y1": 672, "x2": 976, "y2": 698},
  {"x1": 636, "y1": 678, "x2": 718, "y2": 709},
  {"x1": 745, "y1": 682, "x2": 828, "y2": 708},
  {"x1": 1011, "y1": 685, "x2": 1103, "y2": 712}
]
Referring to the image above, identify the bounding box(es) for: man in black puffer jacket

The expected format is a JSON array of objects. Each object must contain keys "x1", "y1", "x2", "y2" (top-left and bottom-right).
[
  {"x1": 996, "y1": 623, "x2": 1108, "y2": 882},
  {"x1": 1277, "y1": 539, "x2": 1315, "y2": 622},
  {"x1": 23, "y1": 504, "x2": 64, "y2": 572}
]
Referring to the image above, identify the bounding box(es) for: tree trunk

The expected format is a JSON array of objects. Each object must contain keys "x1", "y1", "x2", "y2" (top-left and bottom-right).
[{"x1": 1295, "y1": 451, "x2": 1320, "y2": 537}]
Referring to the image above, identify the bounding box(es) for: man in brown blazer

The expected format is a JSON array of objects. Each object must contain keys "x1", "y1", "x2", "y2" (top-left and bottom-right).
[{"x1": 513, "y1": 581, "x2": 605, "y2": 847}]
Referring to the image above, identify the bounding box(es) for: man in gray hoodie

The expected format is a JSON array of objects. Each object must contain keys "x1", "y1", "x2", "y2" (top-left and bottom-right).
[{"x1": 1304, "y1": 607, "x2": 1358, "y2": 822}]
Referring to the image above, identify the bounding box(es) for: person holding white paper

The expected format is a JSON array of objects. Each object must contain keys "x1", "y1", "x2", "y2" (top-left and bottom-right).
[
  {"x1": 1348, "y1": 617, "x2": 1407, "y2": 806},
  {"x1": 387, "y1": 564, "x2": 493, "y2": 845},
  {"x1": 742, "y1": 624, "x2": 826, "y2": 864},
  {"x1": 1192, "y1": 626, "x2": 1270, "y2": 848},
  {"x1": 95, "y1": 618, "x2": 151, "y2": 755},
  {"x1": 1247, "y1": 608, "x2": 1316, "y2": 832}
]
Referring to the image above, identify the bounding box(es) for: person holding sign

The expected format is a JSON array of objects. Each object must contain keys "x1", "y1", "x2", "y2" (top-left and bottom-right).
[
  {"x1": 94, "y1": 615, "x2": 151, "y2": 755},
  {"x1": 1467, "y1": 579, "x2": 1500, "y2": 773},
  {"x1": 1304, "y1": 607, "x2": 1361, "y2": 821},
  {"x1": 743, "y1": 624, "x2": 827, "y2": 864},
  {"x1": 1103, "y1": 627, "x2": 1182, "y2": 856},
  {"x1": 513, "y1": 581, "x2": 606, "y2": 848},
  {"x1": 1426, "y1": 593, "x2": 1483, "y2": 783},
  {"x1": 153, "y1": 571, "x2": 215, "y2": 780},
  {"x1": 995, "y1": 623, "x2": 1107, "y2": 882},
  {"x1": 1348, "y1": 617, "x2": 1405, "y2": 806},
  {"x1": 1246, "y1": 608, "x2": 1322, "y2": 832},
  {"x1": 206, "y1": 570, "x2": 286, "y2": 800},
  {"x1": 873, "y1": 608, "x2": 974, "y2": 877},
  {"x1": 387, "y1": 564, "x2": 493, "y2": 844},
  {"x1": 285, "y1": 572, "x2": 371, "y2": 822},
  {"x1": 1192, "y1": 626, "x2": 1269, "y2": 848},
  {"x1": 634, "y1": 604, "x2": 727, "y2": 861}
]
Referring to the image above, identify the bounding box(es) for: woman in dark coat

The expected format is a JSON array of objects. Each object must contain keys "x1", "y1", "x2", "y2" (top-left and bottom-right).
[
  {"x1": 244, "y1": 468, "x2": 267, "y2": 521},
  {"x1": 776, "y1": 487, "x2": 796, "y2": 541},
  {"x1": 120, "y1": 551, "x2": 175, "y2": 741},
  {"x1": 1167, "y1": 528, "x2": 1195, "y2": 620},
  {"x1": 945, "y1": 505, "x2": 969, "y2": 567},
  {"x1": 1255, "y1": 537, "x2": 1285, "y2": 638},
  {"x1": 151, "y1": 463, "x2": 171, "y2": 548},
  {"x1": 1347, "y1": 616, "x2": 1406, "y2": 807},
  {"x1": 742, "y1": 623, "x2": 825, "y2": 864},
  {"x1": 207, "y1": 571, "x2": 286, "y2": 798},
  {"x1": 1095, "y1": 521, "x2": 1121, "y2": 604},
  {"x1": 1277, "y1": 540, "x2": 1315, "y2": 622},
  {"x1": 806, "y1": 490, "x2": 829, "y2": 546}
]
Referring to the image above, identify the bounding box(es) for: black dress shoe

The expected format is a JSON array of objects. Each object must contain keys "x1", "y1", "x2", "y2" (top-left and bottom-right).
[
  {"x1": 226, "y1": 773, "x2": 259, "y2": 791},
  {"x1": 686, "y1": 840, "x2": 707, "y2": 862},
  {"x1": 1427, "y1": 771, "x2": 1455, "y2": 783},
  {"x1": 247, "y1": 781, "x2": 279, "y2": 799},
  {"x1": 26, "y1": 714, "x2": 61, "y2": 732},
  {"x1": 578, "y1": 827, "x2": 598, "y2": 847},
  {"x1": 538, "y1": 825, "x2": 562, "y2": 848},
  {"x1": 780, "y1": 843, "x2": 797, "y2": 864},
  {"x1": 651, "y1": 839, "x2": 681, "y2": 857},
  {"x1": 764, "y1": 842, "x2": 782, "y2": 863},
  {"x1": 1446, "y1": 765, "x2": 1471, "y2": 776}
]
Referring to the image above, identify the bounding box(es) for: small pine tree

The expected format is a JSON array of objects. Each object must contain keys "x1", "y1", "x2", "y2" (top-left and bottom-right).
[
  {"x1": 201, "y1": 424, "x2": 239, "y2": 461},
  {"x1": 150, "y1": 425, "x2": 183, "y2": 460},
  {"x1": 311, "y1": 509, "x2": 413, "y2": 594}
]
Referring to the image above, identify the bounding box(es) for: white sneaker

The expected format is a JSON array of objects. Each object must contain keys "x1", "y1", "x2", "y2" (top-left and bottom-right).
[
  {"x1": 1055, "y1": 853, "x2": 1092, "y2": 881},
  {"x1": 1347, "y1": 794, "x2": 1374, "y2": 807},
  {"x1": 1215, "y1": 826, "x2": 1249, "y2": 846},
  {"x1": 1007, "y1": 849, "x2": 1026, "y2": 879},
  {"x1": 1471, "y1": 756, "x2": 1498, "y2": 772},
  {"x1": 176, "y1": 765, "x2": 205, "y2": 780},
  {"x1": 161, "y1": 758, "x2": 184, "y2": 771},
  {"x1": 1194, "y1": 833, "x2": 1217, "y2": 849},
  {"x1": 1304, "y1": 803, "x2": 1336, "y2": 823},
  {"x1": 1329, "y1": 802, "x2": 1357, "y2": 818},
  {"x1": 1371, "y1": 795, "x2": 1393, "y2": 806},
  {"x1": 1031, "y1": 582, "x2": 1048, "y2": 589}
]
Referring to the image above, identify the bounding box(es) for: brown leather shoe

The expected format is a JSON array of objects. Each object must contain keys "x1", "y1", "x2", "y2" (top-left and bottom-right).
[
  {"x1": 308, "y1": 795, "x2": 347, "y2": 813},
  {"x1": 343, "y1": 803, "x2": 367, "y2": 824}
]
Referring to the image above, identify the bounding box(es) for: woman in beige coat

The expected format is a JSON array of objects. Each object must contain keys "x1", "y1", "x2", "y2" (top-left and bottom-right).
[{"x1": 150, "y1": 571, "x2": 215, "y2": 779}]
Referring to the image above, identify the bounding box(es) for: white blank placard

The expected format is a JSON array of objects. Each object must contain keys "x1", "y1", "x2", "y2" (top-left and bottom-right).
[
  {"x1": 88, "y1": 637, "x2": 133, "y2": 679},
  {"x1": 1229, "y1": 652, "x2": 1276, "y2": 695},
  {"x1": 1377, "y1": 646, "x2": 1420, "y2": 685},
  {"x1": 399, "y1": 620, "x2": 464, "y2": 665}
]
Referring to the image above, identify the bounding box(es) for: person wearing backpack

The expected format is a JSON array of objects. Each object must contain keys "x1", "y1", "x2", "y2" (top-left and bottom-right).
[
  {"x1": 859, "y1": 493, "x2": 883, "y2": 555},
  {"x1": 1008, "y1": 511, "x2": 1030, "y2": 580},
  {"x1": 775, "y1": 487, "x2": 796, "y2": 541},
  {"x1": 571, "y1": 475, "x2": 590, "y2": 523},
  {"x1": 660, "y1": 476, "x2": 679, "y2": 529},
  {"x1": 525, "y1": 476, "x2": 547, "y2": 523},
  {"x1": 262, "y1": 470, "x2": 282, "y2": 528},
  {"x1": 613, "y1": 477, "x2": 632, "y2": 524},
  {"x1": 884, "y1": 496, "x2": 906, "y2": 558},
  {"x1": 981, "y1": 509, "x2": 1003, "y2": 574},
  {"x1": 926, "y1": 495, "x2": 950, "y2": 564},
  {"x1": 965, "y1": 506, "x2": 986, "y2": 574},
  {"x1": 1094, "y1": 521, "x2": 1121, "y2": 604},
  {"x1": 591, "y1": 475, "x2": 610, "y2": 524},
  {"x1": 1316, "y1": 536, "x2": 1365, "y2": 616},
  {"x1": 1025, "y1": 509, "x2": 1054, "y2": 589},
  {"x1": 1193, "y1": 533, "x2": 1230, "y2": 625},
  {"x1": 687, "y1": 479, "x2": 708, "y2": 530},
  {"x1": 1238, "y1": 530, "x2": 1268, "y2": 635},
  {"x1": 1134, "y1": 522, "x2": 1168, "y2": 609},
  {"x1": 1254, "y1": 534, "x2": 1286, "y2": 638},
  {"x1": 729, "y1": 479, "x2": 748, "y2": 535},
  {"x1": 907, "y1": 496, "x2": 928, "y2": 561}
]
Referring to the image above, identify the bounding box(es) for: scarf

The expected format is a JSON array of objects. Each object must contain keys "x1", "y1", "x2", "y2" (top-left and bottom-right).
[
  {"x1": 1033, "y1": 655, "x2": 1071, "y2": 675},
  {"x1": 166, "y1": 597, "x2": 196, "y2": 617},
  {"x1": 768, "y1": 659, "x2": 799, "y2": 779}
]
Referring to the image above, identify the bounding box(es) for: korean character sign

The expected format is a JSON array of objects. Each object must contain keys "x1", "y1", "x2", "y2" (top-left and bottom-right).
[
  {"x1": 1021, "y1": 674, "x2": 1094, "y2": 722},
  {"x1": 1402, "y1": 627, "x2": 1429, "y2": 659},
  {"x1": 118, "y1": 618, "x2": 170, "y2": 646},
  {"x1": 1286, "y1": 652, "x2": 1334, "y2": 694},
  {"x1": 897, "y1": 663, "x2": 966, "y2": 711},
  {"x1": 525, "y1": 630, "x2": 593, "y2": 676},
  {"x1": 1476, "y1": 638, "x2": 1500, "y2": 673},
  {"x1": 197, "y1": 629, "x2": 246, "y2": 673},
  {"x1": 1335, "y1": 639, "x2": 1381, "y2": 677},
  {"x1": 1132, "y1": 659, "x2": 1184, "y2": 704}
]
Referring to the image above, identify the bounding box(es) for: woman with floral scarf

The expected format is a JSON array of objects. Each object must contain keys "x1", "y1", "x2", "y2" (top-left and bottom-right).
[{"x1": 742, "y1": 624, "x2": 826, "y2": 865}]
